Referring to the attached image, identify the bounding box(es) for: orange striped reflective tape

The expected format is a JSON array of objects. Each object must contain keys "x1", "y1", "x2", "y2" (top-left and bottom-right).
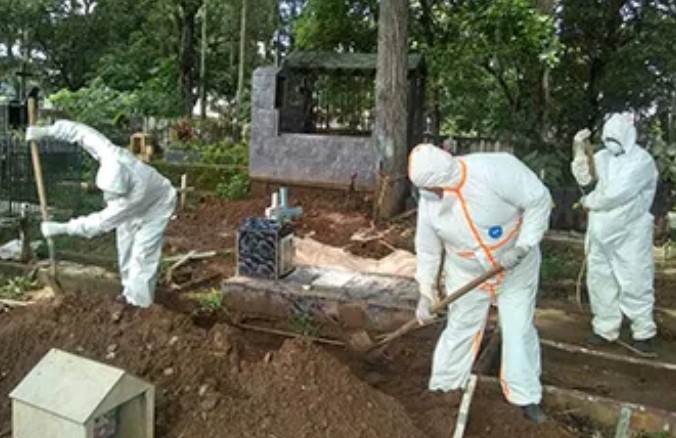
[
  {"x1": 500, "y1": 362, "x2": 511, "y2": 399},
  {"x1": 471, "y1": 329, "x2": 485, "y2": 359},
  {"x1": 445, "y1": 160, "x2": 506, "y2": 288}
]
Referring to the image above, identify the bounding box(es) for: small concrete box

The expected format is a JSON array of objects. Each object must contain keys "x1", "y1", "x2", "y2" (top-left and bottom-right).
[{"x1": 10, "y1": 348, "x2": 155, "y2": 438}]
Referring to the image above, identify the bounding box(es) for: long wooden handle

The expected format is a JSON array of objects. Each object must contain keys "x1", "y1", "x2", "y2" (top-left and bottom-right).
[
  {"x1": 376, "y1": 266, "x2": 504, "y2": 348},
  {"x1": 27, "y1": 98, "x2": 49, "y2": 221},
  {"x1": 27, "y1": 97, "x2": 57, "y2": 271},
  {"x1": 584, "y1": 140, "x2": 597, "y2": 181}
]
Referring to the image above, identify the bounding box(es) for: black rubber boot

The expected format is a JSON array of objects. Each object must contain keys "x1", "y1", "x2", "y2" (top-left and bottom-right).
[
  {"x1": 522, "y1": 404, "x2": 547, "y2": 424},
  {"x1": 585, "y1": 333, "x2": 611, "y2": 347},
  {"x1": 632, "y1": 337, "x2": 657, "y2": 355}
]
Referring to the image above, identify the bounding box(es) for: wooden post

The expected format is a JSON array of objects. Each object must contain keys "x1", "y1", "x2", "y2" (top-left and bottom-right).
[{"x1": 180, "y1": 174, "x2": 187, "y2": 210}]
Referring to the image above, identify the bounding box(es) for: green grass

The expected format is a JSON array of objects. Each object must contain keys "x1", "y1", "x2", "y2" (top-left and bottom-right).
[
  {"x1": 196, "y1": 288, "x2": 224, "y2": 311},
  {"x1": 540, "y1": 243, "x2": 583, "y2": 282},
  {"x1": 0, "y1": 275, "x2": 38, "y2": 300},
  {"x1": 291, "y1": 312, "x2": 319, "y2": 337}
]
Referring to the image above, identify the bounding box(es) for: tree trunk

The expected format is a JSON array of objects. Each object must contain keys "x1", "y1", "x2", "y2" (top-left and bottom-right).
[
  {"x1": 372, "y1": 0, "x2": 409, "y2": 220},
  {"x1": 199, "y1": 0, "x2": 208, "y2": 119},
  {"x1": 178, "y1": 1, "x2": 201, "y2": 118},
  {"x1": 234, "y1": 0, "x2": 248, "y2": 131}
]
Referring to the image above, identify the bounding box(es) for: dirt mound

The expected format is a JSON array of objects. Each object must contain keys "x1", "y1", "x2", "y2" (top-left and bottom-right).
[
  {"x1": 0, "y1": 292, "x2": 427, "y2": 438},
  {"x1": 239, "y1": 339, "x2": 428, "y2": 438}
]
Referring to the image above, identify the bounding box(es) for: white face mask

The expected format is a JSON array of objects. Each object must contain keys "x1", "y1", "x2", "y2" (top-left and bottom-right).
[{"x1": 604, "y1": 138, "x2": 624, "y2": 156}]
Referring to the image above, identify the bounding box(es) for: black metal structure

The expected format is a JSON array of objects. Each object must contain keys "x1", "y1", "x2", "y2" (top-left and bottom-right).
[{"x1": 0, "y1": 101, "x2": 81, "y2": 220}]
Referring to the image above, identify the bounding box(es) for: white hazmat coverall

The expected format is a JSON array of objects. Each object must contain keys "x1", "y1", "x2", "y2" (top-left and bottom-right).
[
  {"x1": 571, "y1": 113, "x2": 658, "y2": 341},
  {"x1": 28, "y1": 120, "x2": 177, "y2": 308},
  {"x1": 409, "y1": 144, "x2": 552, "y2": 406}
]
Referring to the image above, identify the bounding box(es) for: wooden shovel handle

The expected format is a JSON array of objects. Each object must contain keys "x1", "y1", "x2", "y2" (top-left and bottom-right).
[
  {"x1": 27, "y1": 97, "x2": 49, "y2": 221},
  {"x1": 377, "y1": 266, "x2": 505, "y2": 348},
  {"x1": 430, "y1": 266, "x2": 504, "y2": 314},
  {"x1": 27, "y1": 97, "x2": 57, "y2": 273},
  {"x1": 584, "y1": 141, "x2": 597, "y2": 182}
]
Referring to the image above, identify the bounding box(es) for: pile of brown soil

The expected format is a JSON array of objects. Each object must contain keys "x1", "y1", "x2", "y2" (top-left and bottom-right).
[
  {"x1": 0, "y1": 292, "x2": 427, "y2": 438},
  {"x1": 236, "y1": 340, "x2": 428, "y2": 438}
]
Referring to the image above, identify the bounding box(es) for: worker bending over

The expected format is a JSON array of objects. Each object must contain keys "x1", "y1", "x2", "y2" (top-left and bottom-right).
[
  {"x1": 571, "y1": 112, "x2": 658, "y2": 353},
  {"x1": 409, "y1": 144, "x2": 552, "y2": 424},
  {"x1": 27, "y1": 120, "x2": 176, "y2": 308}
]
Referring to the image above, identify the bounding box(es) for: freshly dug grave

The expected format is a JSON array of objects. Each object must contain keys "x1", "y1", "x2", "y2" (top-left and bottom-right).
[
  {"x1": 0, "y1": 291, "x2": 427, "y2": 438},
  {"x1": 341, "y1": 327, "x2": 578, "y2": 438}
]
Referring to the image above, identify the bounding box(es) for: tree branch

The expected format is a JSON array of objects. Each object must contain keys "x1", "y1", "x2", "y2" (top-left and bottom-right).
[{"x1": 482, "y1": 60, "x2": 516, "y2": 109}]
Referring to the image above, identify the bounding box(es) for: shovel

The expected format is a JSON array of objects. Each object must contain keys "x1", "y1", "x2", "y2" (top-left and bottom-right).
[
  {"x1": 346, "y1": 266, "x2": 504, "y2": 355},
  {"x1": 27, "y1": 94, "x2": 62, "y2": 294}
]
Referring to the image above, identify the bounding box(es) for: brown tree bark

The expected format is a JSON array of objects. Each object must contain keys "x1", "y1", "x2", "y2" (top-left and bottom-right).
[{"x1": 372, "y1": 0, "x2": 409, "y2": 220}]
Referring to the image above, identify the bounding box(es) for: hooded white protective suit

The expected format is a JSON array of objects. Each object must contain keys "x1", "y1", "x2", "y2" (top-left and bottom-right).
[
  {"x1": 571, "y1": 113, "x2": 658, "y2": 341},
  {"x1": 29, "y1": 120, "x2": 176, "y2": 308},
  {"x1": 409, "y1": 144, "x2": 552, "y2": 406}
]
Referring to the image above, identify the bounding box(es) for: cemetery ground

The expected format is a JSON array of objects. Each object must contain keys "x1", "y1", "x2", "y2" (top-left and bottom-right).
[{"x1": 1, "y1": 190, "x2": 675, "y2": 437}]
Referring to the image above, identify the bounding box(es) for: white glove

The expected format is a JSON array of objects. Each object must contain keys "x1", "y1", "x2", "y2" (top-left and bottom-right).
[
  {"x1": 573, "y1": 128, "x2": 591, "y2": 143},
  {"x1": 26, "y1": 126, "x2": 51, "y2": 142},
  {"x1": 498, "y1": 246, "x2": 529, "y2": 270},
  {"x1": 41, "y1": 221, "x2": 69, "y2": 238},
  {"x1": 415, "y1": 296, "x2": 435, "y2": 325},
  {"x1": 571, "y1": 158, "x2": 593, "y2": 187}
]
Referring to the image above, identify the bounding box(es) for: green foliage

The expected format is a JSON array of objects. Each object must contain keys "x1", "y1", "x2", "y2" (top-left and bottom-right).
[
  {"x1": 647, "y1": 120, "x2": 676, "y2": 186},
  {"x1": 216, "y1": 173, "x2": 250, "y2": 200},
  {"x1": 0, "y1": 276, "x2": 38, "y2": 300},
  {"x1": 291, "y1": 312, "x2": 319, "y2": 337},
  {"x1": 422, "y1": 0, "x2": 562, "y2": 145},
  {"x1": 540, "y1": 248, "x2": 580, "y2": 282},
  {"x1": 48, "y1": 78, "x2": 139, "y2": 144},
  {"x1": 520, "y1": 148, "x2": 569, "y2": 186},
  {"x1": 1, "y1": 0, "x2": 675, "y2": 172},
  {"x1": 201, "y1": 142, "x2": 248, "y2": 166},
  {"x1": 294, "y1": 0, "x2": 378, "y2": 51},
  {"x1": 197, "y1": 288, "x2": 224, "y2": 311}
]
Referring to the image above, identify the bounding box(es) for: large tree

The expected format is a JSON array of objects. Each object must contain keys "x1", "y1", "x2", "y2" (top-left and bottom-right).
[{"x1": 373, "y1": 0, "x2": 409, "y2": 219}]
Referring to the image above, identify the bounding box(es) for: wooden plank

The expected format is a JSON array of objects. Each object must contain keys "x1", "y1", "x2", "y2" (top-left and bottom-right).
[
  {"x1": 614, "y1": 405, "x2": 632, "y2": 438},
  {"x1": 478, "y1": 376, "x2": 676, "y2": 434},
  {"x1": 541, "y1": 338, "x2": 676, "y2": 372},
  {"x1": 452, "y1": 374, "x2": 478, "y2": 438}
]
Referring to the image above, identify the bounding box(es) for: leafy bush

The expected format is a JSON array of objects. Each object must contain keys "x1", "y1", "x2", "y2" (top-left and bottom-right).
[
  {"x1": 0, "y1": 276, "x2": 38, "y2": 299},
  {"x1": 216, "y1": 173, "x2": 250, "y2": 200},
  {"x1": 48, "y1": 78, "x2": 139, "y2": 145},
  {"x1": 200, "y1": 142, "x2": 248, "y2": 166}
]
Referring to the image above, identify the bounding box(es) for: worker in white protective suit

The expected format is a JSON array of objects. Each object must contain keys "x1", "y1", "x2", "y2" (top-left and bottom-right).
[
  {"x1": 409, "y1": 144, "x2": 552, "y2": 424},
  {"x1": 26, "y1": 120, "x2": 177, "y2": 308},
  {"x1": 571, "y1": 112, "x2": 658, "y2": 353}
]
